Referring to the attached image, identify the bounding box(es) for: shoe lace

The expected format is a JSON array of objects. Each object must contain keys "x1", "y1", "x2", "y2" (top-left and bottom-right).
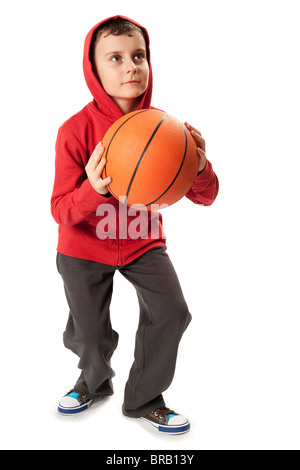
[{"x1": 152, "y1": 406, "x2": 175, "y2": 419}]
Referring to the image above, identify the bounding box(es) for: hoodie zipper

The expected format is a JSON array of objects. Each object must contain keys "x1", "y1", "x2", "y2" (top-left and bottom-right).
[
  {"x1": 116, "y1": 203, "x2": 124, "y2": 266},
  {"x1": 116, "y1": 202, "x2": 120, "y2": 265}
]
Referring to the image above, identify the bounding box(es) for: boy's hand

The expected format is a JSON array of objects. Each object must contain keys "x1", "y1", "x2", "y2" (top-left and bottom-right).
[
  {"x1": 184, "y1": 122, "x2": 207, "y2": 173},
  {"x1": 85, "y1": 142, "x2": 112, "y2": 195}
]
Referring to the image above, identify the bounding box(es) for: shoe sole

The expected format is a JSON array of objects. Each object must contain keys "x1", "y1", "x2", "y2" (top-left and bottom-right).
[
  {"x1": 58, "y1": 399, "x2": 93, "y2": 416},
  {"x1": 138, "y1": 417, "x2": 190, "y2": 435}
]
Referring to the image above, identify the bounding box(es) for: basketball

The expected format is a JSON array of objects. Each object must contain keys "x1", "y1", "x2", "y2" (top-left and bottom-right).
[{"x1": 102, "y1": 109, "x2": 199, "y2": 209}]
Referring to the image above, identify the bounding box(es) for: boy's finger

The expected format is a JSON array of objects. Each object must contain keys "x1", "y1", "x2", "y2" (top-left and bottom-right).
[
  {"x1": 191, "y1": 131, "x2": 206, "y2": 151},
  {"x1": 95, "y1": 158, "x2": 112, "y2": 182},
  {"x1": 197, "y1": 147, "x2": 206, "y2": 157},
  {"x1": 92, "y1": 141, "x2": 105, "y2": 160},
  {"x1": 102, "y1": 176, "x2": 112, "y2": 186},
  {"x1": 95, "y1": 156, "x2": 107, "y2": 173},
  {"x1": 191, "y1": 130, "x2": 205, "y2": 142},
  {"x1": 184, "y1": 122, "x2": 202, "y2": 136}
]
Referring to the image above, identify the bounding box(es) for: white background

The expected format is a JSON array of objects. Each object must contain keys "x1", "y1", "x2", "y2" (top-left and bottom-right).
[{"x1": 1, "y1": 0, "x2": 299, "y2": 450}]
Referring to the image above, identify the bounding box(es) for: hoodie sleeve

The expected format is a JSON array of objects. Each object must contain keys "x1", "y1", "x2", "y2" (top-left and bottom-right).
[
  {"x1": 185, "y1": 159, "x2": 219, "y2": 206},
  {"x1": 50, "y1": 125, "x2": 109, "y2": 226}
]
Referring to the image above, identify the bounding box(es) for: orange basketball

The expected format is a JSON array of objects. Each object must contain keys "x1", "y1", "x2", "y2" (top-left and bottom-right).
[{"x1": 102, "y1": 109, "x2": 199, "y2": 209}]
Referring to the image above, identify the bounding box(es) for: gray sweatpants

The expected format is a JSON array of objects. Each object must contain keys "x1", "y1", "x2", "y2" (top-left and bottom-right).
[{"x1": 56, "y1": 246, "x2": 192, "y2": 418}]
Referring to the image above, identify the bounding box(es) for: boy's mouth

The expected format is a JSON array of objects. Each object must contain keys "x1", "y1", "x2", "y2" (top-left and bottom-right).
[{"x1": 123, "y1": 80, "x2": 140, "y2": 85}]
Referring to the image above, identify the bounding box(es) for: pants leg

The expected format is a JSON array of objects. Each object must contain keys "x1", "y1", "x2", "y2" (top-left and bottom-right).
[
  {"x1": 119, "y1": 247, "x2": 192, "y2": 418},
  {"x1": 56, "y1": 253, "x2": 119, "y2": 398}
]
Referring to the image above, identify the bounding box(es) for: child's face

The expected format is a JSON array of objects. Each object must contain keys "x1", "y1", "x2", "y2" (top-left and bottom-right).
[{"x1": 93, "y1": 31, "x2": 149, "y2": 114}]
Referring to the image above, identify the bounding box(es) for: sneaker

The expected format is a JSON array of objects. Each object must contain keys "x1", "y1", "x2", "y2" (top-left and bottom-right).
[
  {"x1": 58, "y1": 389, "x2": 93, "y2": 415},
  {"x1": 138, "y1": 406, "x2": 190, "y2": 434}
]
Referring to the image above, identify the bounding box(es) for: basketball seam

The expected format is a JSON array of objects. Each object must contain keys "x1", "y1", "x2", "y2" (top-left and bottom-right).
[
  {"x1": 125, "y1": 113, "x2": 169, "y2": 204},
  {"x1": 104, "y1": 109, "x2": 149, "y2": 198},
  {"x1": 129, "y1": 122, "x2": 189, "y2": 208}
]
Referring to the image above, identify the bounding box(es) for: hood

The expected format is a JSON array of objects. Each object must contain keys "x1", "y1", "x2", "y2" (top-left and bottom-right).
[{"x1": 83, "y1": 15, "x2": 153, "y2": 120}]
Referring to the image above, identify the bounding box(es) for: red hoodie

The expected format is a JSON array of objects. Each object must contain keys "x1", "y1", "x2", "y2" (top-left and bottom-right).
[{"x1": 50, "y1": 15, "x2": 219, "y2": 266}]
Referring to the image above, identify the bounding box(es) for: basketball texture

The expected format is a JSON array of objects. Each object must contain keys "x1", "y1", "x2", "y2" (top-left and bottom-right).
[{"x1": 102, "y1": 109, "x2": 199, "y2": 209}]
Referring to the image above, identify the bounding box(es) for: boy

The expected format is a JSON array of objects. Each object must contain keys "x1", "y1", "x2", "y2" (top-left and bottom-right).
[{"x1": 51, "y1": 15, "x2": 219, "y2": 435}]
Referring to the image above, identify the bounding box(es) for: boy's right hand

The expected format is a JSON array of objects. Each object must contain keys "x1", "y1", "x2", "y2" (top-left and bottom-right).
[{"x1": 85, "y1": 142, "x2": 112, "y2": 195}]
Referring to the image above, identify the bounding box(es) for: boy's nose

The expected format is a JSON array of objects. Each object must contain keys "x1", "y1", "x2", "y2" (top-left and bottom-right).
[{"x1": 125, "y1": 60, "x2": 137, "y2": 74}]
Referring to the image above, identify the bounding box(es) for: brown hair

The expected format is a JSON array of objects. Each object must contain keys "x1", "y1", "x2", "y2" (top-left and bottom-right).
[{"x1": 90, "y1": 18, "x2": 148, "y2": 61}]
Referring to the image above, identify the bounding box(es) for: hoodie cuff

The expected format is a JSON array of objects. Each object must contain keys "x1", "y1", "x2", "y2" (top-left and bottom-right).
[
  {"x1": 193, "y1": 160, "x2": 213, "y2": 185},
  {"x1": 77, "y1": 178, "x2": 113, "y2": 212}
]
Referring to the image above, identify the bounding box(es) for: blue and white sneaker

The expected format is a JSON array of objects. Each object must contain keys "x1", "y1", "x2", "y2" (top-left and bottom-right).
[
  {"x1": 138, "y1": 406, "x2": 190, "y2": 434},
  {"x1": 58, "y1": 389, "x2": 93, "y2": 415}
]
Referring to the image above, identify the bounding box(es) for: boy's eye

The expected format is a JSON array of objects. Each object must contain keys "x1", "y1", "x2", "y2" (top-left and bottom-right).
[
  {"x1": 134, "y1": 53, "x2": 145, "y2": 61},
  {"x1": 111, "y1": 55, "x2": 121, "y2": 62}
]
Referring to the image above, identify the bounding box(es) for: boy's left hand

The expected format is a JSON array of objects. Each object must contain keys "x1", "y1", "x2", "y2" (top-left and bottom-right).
[{"x1": 184, "y1": 122, "x2": 207, "y2": 173}]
